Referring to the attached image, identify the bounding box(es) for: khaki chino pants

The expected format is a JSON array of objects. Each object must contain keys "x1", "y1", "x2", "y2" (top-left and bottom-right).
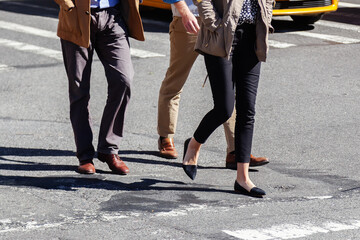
[{"x1": 157, "y1": 16, "x2": 236, "y2": 154}]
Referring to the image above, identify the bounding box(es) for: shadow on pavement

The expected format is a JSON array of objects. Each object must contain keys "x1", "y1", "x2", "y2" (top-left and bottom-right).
[
  {"x1": 271, "y1": 19, "x2": 315, "y2": 33},
  {"x1": 119, "y1": 150, "x2": 229, "y2": 170},
  {"x1": 0, "y1": 174, "x2": 235, "y2": 195},
  {"x1": 120, "y1": 151, "x2": 259, "y2": 171},
  {"x1": 0, "y1": 146, "x2": 74, "y2": 157},
  {"x1": 0, "y1": 147, "x2": 258, "y2": 172},
  {"x1": 322, "y1": 7, "x2": 360, "y2": 26},
  {"x1": 0, "y1": 147, "x2": 259, "y2": 196}
]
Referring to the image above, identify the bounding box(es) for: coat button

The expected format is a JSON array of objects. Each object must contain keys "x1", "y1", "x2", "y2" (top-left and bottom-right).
[{"x1": 205, "y1": 43, "x2": 208, "y2": 47}]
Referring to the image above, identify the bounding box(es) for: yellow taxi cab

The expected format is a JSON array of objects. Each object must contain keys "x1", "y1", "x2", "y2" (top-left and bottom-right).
[
  {"x1": 140, "y1": 0, "x2": 339, "y2": 24},
  {"x1": 274, "y1": 0, "x2": 338, "y2": 24}
]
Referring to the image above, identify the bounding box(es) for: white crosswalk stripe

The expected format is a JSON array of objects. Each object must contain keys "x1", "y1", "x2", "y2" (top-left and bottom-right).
[
  {"x1": 0, "y1": 64, "x2": 14, "y2": 73},
  {"x1": 223, "y1": 220, "x2": 360, "y2": 240},
  {"x1": 268, "y1": 40, "x2": 296, "y2": 49},
  {"x1": 130, "y1": 48, "x2": 165, "y2": 58},
  {"x1": 338, "y1": 2, "x2": 360, "y2": 8},
  {"x1": 269, "y1": 13, "x2": 360, "y2": 49},
  {"x1": 0, "y1": 37, "x2": 165, "y2": 60},
  {"x1": 0, "y1": 38, "x2": 63, "y2": 60},
  {"x1": 316, "y1": 20, "x2": 360, "y2": 33},
  {"x1": 288, "y1": 31, "x2": 360, "y2": 44},
  {"x1": 0, "y1": 20, "x2": 57, "y2": 39},
  {"x1": 0, "y1": 20, "x2": 165, "y2": 59}
]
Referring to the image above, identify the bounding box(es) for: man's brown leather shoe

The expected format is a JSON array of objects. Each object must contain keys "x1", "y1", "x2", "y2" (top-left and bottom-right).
[
  {"x1": 249, "y1": 154, "x2": 269, "y2": 167},
  {"x1": 97, "y1": 153, "x2": 129, "y2": 175},
  {"x1": 77, "y1": 160, "x2": 96, "y2": 174},
  {"x1": 158, "y1": 137, "x2": 178, "y2": 159},
  {"x1": 225, "y1": 152, "x2": 269, "y2": 170}
]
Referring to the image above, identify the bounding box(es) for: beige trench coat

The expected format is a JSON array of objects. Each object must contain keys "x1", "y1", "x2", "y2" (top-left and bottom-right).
[{"x1": 194, "y1": 0, "x2": 274, "y2": 61}]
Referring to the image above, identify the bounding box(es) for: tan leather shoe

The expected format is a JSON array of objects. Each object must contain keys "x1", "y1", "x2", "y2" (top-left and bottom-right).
[
  {"x1": 225, "y1": 152, "x2": 269, "y2": 170},
  {"x1": 250, "y1": 154, "x2": 269, "y2": 167},
  {"x1": 158, "y1": 137, "x2": 178, "y2": 159},
  {"x1": 77, "y1": 160, "x2": 96, "y2": 174},
  {"x1": 98, "y1": 153, "x2": 129, "y2": 175}
]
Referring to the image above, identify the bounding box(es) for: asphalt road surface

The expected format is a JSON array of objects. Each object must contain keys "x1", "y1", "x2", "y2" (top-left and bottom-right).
[{"x1": 0, "y1": 0, "x2": 359, "y2": 239}]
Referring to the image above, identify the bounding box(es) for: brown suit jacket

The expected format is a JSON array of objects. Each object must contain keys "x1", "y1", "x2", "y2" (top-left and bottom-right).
[{"x1": 54, "y1": 0, "x2": 145, "y2": 48}]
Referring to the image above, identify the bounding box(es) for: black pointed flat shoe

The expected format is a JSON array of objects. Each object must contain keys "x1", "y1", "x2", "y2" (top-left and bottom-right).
[
  {"x1": 182, "y1": 138, "x2": 197, "y2": 180},
  {"x1": 182, "y1": 165, "x2": 197, "y2": 180},
  {"x1": 234, "y1": 181, "x2": 266, "y2": 197}
]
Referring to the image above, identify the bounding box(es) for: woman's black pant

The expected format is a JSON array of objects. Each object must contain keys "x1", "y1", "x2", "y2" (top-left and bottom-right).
[{"x1": 193, "y1": 23, "x2": 261, "y2": 163}]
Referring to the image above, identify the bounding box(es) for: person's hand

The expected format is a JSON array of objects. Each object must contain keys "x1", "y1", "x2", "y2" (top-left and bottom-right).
[
  {"x1": 174, "y1": 1, "x2": 200, "y2": 34},
  {"x1": 181, "y1": 12, "x2": 200, "y2": 34}
]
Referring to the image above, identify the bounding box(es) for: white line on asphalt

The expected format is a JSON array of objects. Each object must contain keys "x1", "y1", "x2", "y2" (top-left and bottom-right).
[
  {"x1": 0, "y1": 20, "x2": 57, "y2": 39},
  {"x1": 305, "y1": 195, "x2": 333, "y2": 200},
  {"x1": 316, "y1": 20, "x2": 360, "y2": 33},
  {"x1": 0, "y1": 38, "x2": 63, "y2": 60},
  {"x1": 0, "y1": 64, "x2": 14, "y2": 73},
  {"x1": 130, "y1": 48, "x2": 165, "y2": 58},
  {"x1": 338, "y1": 2, "x2": 360, "y2": 8},
  {"x1": 268, "y1": 40, "x2": 296, "y2": 48},
  {"x1": 0, "y1": 20, "x2": 166, "y2": 58},
  {"x1": 287, "y1": 31, "x2": 360, "y2": 44},
  {"x1": 155, "y1": 204, "x2": 207, "y2": 217},
  {"x1": 0, "y1": 36, "x2": 165, "y2": 60},
  {"x1": 223, "y1": 220, "x2": 360, "y2": 240},
  {"x1": 0, "y1": 211, "x2": 130, "y2": 233}
]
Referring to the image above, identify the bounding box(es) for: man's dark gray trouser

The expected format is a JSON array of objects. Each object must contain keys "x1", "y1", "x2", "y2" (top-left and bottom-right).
[{"x1": 60, "y1": 6, "x2": 133, "y2": 162}]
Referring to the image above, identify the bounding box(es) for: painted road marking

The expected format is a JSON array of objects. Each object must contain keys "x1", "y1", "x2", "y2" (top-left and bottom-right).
[
  {"x1": 338, "y1": 2, "x2": 360, "y2": 8},
  {"x1": 0, "y1": 212, "x2": 130, "y2": 233},
  {"x1": 305, "y1": 195, "x2": 333, "y2": 200},
  {"x1": 223, "y1": 220, "x2": 360, "y2": 239},
  {"x1": 0, "y1": 20, "x2": 165, "y2": 58},
  {"x1": 130, "y1": 48, "x2": 165, "y2": 58},
  {"x1": 316, "y1": 20, "x2": 360, "y2": 33},
  {"x1": 0, "y1": 64, "x2": 14, "y2": 73},
  {"x1": 0, "y1": 38, "x2": 63, "y2": 60},
  {"x1": 0, "y1": 20, "x2": 57, "y2": 39},
  {"x1": 268, "y1": 40, "x2": 296, "y2": 48},
  {"x1": 155, "y1": 204, "x2": 207, "y2": 217},
  {"x1": 287, "y1": 31, "x2": 360, "y2": 44},
  {"x1": 0, "y1": 37, "x2": 165, "y2": 60}
]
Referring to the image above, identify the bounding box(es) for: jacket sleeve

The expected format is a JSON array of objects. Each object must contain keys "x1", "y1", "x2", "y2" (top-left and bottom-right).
[
  {"x1": 163, "y1": 0, "x2": 181, "y2": 3},
  {"x1": 266, "y1": 0, "x2": 274, "y2": 33},
  {"x1": 192, "y1": 0, "x2": 222, "y2": 32},
  {"x1": 54, "y1": 0, "x2": 75, "y2": 11}
]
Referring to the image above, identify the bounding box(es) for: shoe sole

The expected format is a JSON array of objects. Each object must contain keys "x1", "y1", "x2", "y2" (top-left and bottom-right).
[
  {"x1": 250, "y1": 161, "x2": 269, "y2": 167},
  {"x1": 226, "y1": 160, "x2": 269, "y2": 169},
  {"x1": 111, "y1": 171, "x2": 128, "y2": 175},
  {"x1": 76, "y1": 169, "x2": 96, "y2": 174},
  {"x1": 234, "y1": 189, "x2": 264, "y2": 198},
  {"x1": 158, "y1": 152, "x2": 178, "y2": 159}
]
